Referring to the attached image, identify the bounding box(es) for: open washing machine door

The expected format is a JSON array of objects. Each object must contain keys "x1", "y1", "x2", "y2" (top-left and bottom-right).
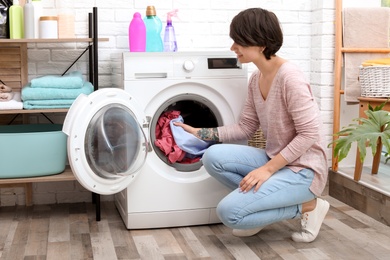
[{"x1": 63, "y1": 88, "x2": 148, "y2": 195}]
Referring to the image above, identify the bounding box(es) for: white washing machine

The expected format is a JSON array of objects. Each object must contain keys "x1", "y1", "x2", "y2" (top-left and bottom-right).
[{"x1": 63, "y1": 51, "x2": 248, "y2": 229}]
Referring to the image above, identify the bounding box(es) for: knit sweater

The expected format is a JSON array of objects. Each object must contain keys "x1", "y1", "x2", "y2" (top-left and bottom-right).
[{"x1": 218, "y1": 62, "x2": 328, "y2": 196}]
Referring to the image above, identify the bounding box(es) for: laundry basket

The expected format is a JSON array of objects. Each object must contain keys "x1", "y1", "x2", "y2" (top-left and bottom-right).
[
  {"x1": 359, "y1": 65, "x2": 390, "y2": 97},
  {"x1": 248, "y1": 128, "x2": 266, "y2": 149}
]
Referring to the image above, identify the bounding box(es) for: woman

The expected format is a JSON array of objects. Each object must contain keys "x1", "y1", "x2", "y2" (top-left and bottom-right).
[{"x1": 174, "y1": 7, "x2": 329, "y2": 243}]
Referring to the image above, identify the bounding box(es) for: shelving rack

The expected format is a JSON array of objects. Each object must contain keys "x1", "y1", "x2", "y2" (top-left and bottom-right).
[
  {"x1": 332, "y1": 0, "x2": 390, "y2": 180},
  {"x1": 0, "y1": 7, "x2": 108, "y2": 220}
]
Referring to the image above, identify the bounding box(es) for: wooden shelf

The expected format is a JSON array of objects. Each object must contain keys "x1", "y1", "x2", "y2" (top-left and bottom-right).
[
  {"x1": 0, "y1": 108, "x2": 68, "y2": 115},
  {"x1": 341, "y1": 47, "x2": 390, "y2": 53},
  {"x1": 0, "y1": 166, "x2": 75, "y2": 184},
  {"x1": 0, "y1": 38, "x2": 109, "y2": 43}
]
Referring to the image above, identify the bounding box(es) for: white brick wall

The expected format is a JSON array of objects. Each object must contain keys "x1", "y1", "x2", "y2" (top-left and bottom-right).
[{"x1": 1, "y1": 0, "x2": 336, "y2": 206}]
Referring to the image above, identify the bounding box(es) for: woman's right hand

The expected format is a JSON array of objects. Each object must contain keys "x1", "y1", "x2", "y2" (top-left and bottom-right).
[{"x1": 173, "y1": 121, "x2": 198, "y2": 137}]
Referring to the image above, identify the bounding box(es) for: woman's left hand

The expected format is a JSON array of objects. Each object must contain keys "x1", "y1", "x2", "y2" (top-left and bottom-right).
[{"x1": 239, "y1": 167, "x2": 273, "y2": 193}]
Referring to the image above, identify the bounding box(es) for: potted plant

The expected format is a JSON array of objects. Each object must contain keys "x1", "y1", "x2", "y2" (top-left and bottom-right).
[{"x1": 331, "y1": 100, "x2": 390, "y2": 165}]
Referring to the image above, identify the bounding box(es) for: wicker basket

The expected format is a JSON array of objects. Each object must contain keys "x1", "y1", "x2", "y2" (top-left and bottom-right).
[
  {"x1": 248, "y1": 128, "x2": 266, "y2": 149},
  {"x1": 359, "y1": 65, "x2": 390, "y2": 97}
]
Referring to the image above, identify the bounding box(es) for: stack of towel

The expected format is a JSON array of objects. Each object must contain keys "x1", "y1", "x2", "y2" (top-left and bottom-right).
[
  {"x1": 0, "y1": 81, "x2": 23, "y2": 110},
  {"x1": 361, "y1": 58, "x2": 390, "y2": 67},
  {"x1": 21, "y1": 71, "x2": 94, "y2": 109}
]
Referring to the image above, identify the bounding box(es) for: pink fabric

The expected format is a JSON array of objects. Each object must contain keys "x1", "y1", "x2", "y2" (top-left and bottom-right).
[
  {"x1": 155, "y1": 110, "x2": 186, "y2": 163},
  {"x1": 217, "y1": 62, "x2": 328, "y2": 196}
]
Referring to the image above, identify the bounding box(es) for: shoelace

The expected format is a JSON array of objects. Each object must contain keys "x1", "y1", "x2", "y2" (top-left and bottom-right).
[{"x1": 301, "y1": 213, "x2": 309, "y2": 229}]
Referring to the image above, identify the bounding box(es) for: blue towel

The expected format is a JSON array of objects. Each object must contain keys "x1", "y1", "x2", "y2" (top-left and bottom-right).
[
  {"x1": 170, "y1": 116, "x2": 215, "y2": 156},
  {"x1": 23, "y1": 99, "x2": 75, "y2": 109},
  {"x1": 30, "y1": 71, "x2": 84, "y2": 89},
  {"x1": 21, "y1": 81, "x2": 93, "y2": 101}
]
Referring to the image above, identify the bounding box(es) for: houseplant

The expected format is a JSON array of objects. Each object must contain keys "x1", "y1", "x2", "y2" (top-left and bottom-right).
[{"x1": 331, "y1": 100, "x2": 390, "y2": 164}]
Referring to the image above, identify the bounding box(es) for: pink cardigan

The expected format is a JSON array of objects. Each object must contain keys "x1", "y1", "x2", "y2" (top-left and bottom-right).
[{"x1": 218, "y1": 62, "x2": 328, "y2": 196}]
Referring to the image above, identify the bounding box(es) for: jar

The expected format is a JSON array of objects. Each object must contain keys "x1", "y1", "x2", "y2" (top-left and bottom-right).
[
  {"x1": 57, "y1": 14, "x2": 75, "y2": 38},
  {"x1": 39, "y1": 16, "x2": 58, "y2": 39}
]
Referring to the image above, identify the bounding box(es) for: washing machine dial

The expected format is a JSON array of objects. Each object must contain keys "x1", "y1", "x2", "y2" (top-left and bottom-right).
[{"x1": 183, "y1": 60, "x2": 195, "y2": 72}]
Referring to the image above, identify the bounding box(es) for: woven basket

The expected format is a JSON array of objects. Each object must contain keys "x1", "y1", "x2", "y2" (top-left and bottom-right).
[
  {"x1": 359, "y1": 65, "x2": 390, "y2": 97},
  {"x1": 248, "y1": 128, "x2": 266, "y2": 149}
]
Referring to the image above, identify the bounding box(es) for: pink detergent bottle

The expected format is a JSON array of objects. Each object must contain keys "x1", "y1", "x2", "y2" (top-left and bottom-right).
[{"x1": 129, "y1": 12, "x2": 146, "y2": 52}]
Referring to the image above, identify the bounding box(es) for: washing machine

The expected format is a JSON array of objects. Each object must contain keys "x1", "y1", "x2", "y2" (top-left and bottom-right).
[{"x1": 63, "y1": 51, "x2": 248, "y2": 229}]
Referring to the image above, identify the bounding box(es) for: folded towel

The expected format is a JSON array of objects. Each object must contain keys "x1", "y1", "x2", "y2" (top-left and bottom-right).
[
  {"x1": 21, "y1": 81, "x2": 93, "y2": 101},
  {"x1": 30, "y1": 71, "x2": 84, "y2": 89},
  {"x1": 0, "y1": 83, "x2": 12, "y2": 93},
  {"x1": 23, "y1": 99, "x2": 76, "y2": 109},
  {"x1": 361, "y1": 58, "x2": 390, "y2": 67},
  {"x1": 0, "y1": 92, "x2": 23, "y2": 110},
  {"x1": 343, "y1": 7, "x2": 390, "y2": 102},
  {"x1": 0, "y1": 92, "x2": 14, "y2": 101}
]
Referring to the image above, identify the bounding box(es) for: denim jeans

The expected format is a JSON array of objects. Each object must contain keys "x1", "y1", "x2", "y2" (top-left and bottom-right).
[{"x1": 202, "y1": 143, "x2": 315, "y2": 230}]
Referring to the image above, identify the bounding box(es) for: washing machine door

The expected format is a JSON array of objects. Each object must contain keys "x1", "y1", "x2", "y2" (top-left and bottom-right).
[{"x1": 63, "y1": 88, "x2": 148, "y2": 195}]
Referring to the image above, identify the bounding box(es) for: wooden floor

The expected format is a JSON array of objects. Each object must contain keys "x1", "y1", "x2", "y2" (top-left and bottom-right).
[
  {"x1": 329, "y1": 162, "x2": 390, "y2": 227},
  {"x1": 1, "y1": 195, "x2": 390, "y2": 260}
]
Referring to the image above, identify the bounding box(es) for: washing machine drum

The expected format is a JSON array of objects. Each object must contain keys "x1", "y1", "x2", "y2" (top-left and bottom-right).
[{"x1": 85, "y1": 105, "x2": 142, "y2": 178}]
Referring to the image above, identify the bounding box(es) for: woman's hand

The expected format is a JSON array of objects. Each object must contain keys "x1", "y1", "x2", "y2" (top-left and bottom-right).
[
  {"x1": 239, "y1": 167, "x2": 273, "y2": 193},
  {"x1": 173, "y1": 121, "x2": 198, "y2": 136}
]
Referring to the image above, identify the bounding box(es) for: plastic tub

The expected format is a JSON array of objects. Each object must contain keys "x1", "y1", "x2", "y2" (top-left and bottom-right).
[{"x1": 0, "y1": 124, "x2": 67, "y2": 178}]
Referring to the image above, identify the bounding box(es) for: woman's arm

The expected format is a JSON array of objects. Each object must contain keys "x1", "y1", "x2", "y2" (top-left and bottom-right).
[{"x1": 173, "y1": 122, "x2": 220, "y2": 141}]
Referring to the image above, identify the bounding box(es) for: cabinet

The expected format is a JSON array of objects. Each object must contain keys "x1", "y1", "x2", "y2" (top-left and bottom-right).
[
  {"x1": 332, "y1": 0, "x2": 390, "y2": 180},
  {"x1": 0, "y1": 7, "x2": 107, "y2": 219}
]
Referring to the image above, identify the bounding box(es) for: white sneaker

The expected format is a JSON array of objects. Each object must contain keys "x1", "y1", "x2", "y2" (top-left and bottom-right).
[
  {"x1": 232, "y1": 227, "x2": 263, "y2": 237},
  {"x1": 291, "y1": 198, "x2": 330, "y2": 243}
]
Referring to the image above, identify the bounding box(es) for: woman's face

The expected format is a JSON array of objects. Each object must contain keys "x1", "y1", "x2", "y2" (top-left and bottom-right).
[{"x1": 230, "y1": 42, "x2": 263, "y2": 63}]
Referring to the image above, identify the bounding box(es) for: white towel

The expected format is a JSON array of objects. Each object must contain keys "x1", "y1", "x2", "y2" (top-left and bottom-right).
[
  {"x1": 0, "y1": 92, "x2": 23, "y2": 110},
  {"x1": 343, "y1": 7, "x2": 390, "y2": 102}
]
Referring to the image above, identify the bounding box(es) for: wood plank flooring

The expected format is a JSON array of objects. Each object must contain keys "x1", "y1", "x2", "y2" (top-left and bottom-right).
[{"x1": 0, "y1": 195, "x2": 389, "y2": 260}]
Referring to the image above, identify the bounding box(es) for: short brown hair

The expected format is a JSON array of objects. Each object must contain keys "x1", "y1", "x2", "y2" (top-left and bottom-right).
[{"x1": 229, "y1": 8, "x2": 283, "y2": 60}]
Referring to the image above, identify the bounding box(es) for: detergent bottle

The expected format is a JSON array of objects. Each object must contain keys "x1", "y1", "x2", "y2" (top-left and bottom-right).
[
  {"x1": 164, "y1": 9, "x2": 179, "y2": 52},
  {"x1": 128, "y1": 12, "x2": 146, "y2": 52},
  {"x1": 9, "y1": 0, "x2": 24, "y2": 39},
  {"x1": 143, "y1": 6, "x2": 163, "y2": 52}
]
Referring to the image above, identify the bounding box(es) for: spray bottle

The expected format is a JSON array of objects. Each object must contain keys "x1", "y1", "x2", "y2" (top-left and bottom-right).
[{"x1": 164, "y1": 9, "x2": 178, "y2": 52}]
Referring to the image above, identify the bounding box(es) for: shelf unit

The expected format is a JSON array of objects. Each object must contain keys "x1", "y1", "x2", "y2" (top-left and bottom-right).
[
  {"x1": 332, "y1": 0, "x2": 390, "y2": 179},
  {"x1": 0, "y1": 7, "x2": 106, "y2": 220}
]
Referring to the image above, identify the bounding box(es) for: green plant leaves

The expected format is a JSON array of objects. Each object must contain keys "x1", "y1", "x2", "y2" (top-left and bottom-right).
[{"x1": 331, "y1": 109, "x2": 390, "y2": 163}]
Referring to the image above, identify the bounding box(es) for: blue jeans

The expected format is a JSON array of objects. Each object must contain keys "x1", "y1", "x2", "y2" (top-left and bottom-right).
[{"x1": 202, "y1": 144, "x2": 315, "y2": 230}]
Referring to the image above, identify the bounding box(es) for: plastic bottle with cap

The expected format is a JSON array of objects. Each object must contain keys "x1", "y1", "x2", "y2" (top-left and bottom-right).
[
  {"x1": 9, "y1": 0, "x2": 24, "y2": 39},
  {"x1": 31, "y1": 0, "x2": 42, "y2": 38},
  {"x1": 143, "y1": 6, "x2": 163, "y2": 52},
  {"x1": 23, "y1": 0, "x2": 34, "y2": 39},
  {"x1": 128, "y1": 12, "x2": 146, "y2": 52},
  {"x1": 164, "y1": 9, "x2": 179, "y2": 52}
]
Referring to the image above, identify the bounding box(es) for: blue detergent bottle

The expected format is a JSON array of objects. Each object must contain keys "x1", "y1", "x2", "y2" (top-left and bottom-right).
[
  {"x1": 164, "y1": 9, "x2": 179, "y2": 52},
  {"x1": 143, "y1": 6, "x2": 163, "y2": 52}
]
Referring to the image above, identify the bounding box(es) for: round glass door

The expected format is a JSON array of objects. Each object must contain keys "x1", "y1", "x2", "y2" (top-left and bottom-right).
[
  {"x1": 64, "y1": 88, "x2": 148, "y2": 195},
  {"x1": 85, "y1": 104, "x2": 147, "y2": 179}
]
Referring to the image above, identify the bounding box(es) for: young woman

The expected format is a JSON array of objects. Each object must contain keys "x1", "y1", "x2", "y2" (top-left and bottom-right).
[{"x1": 174, "y1": 7, "x2": 329, "y2": 243}]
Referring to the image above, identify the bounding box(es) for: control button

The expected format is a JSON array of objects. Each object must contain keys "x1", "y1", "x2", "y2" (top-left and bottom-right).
[{"x1": 183, "y1": 60, "x2": 195, "y2": 72}]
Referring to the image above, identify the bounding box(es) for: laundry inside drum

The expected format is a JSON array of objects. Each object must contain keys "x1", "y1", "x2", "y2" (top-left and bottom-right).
[{"x1": 152, "y1": 99, "x2": 221, "y2": 171}]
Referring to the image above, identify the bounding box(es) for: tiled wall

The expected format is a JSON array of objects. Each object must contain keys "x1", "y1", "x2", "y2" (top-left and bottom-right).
[{"x1": 0, "y1": 0, "x2": 335, "y2": 206}]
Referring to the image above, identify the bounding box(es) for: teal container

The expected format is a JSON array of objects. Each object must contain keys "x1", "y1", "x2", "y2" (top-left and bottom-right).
[
  {"x1": 143, "y1": 5, "x2": 163, "y2": 52},
  {"x1": 0, "y1": 124, "x2": 67, "y2": 178}
]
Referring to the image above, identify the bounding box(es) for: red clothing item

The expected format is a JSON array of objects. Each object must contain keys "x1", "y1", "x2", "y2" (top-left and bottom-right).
[
  {"x1": 154, "y1": 110, "x2": 186, "y2": 163},
  {"x1": 154, "y1": 110, "x2": 201, "y2": 164}
]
